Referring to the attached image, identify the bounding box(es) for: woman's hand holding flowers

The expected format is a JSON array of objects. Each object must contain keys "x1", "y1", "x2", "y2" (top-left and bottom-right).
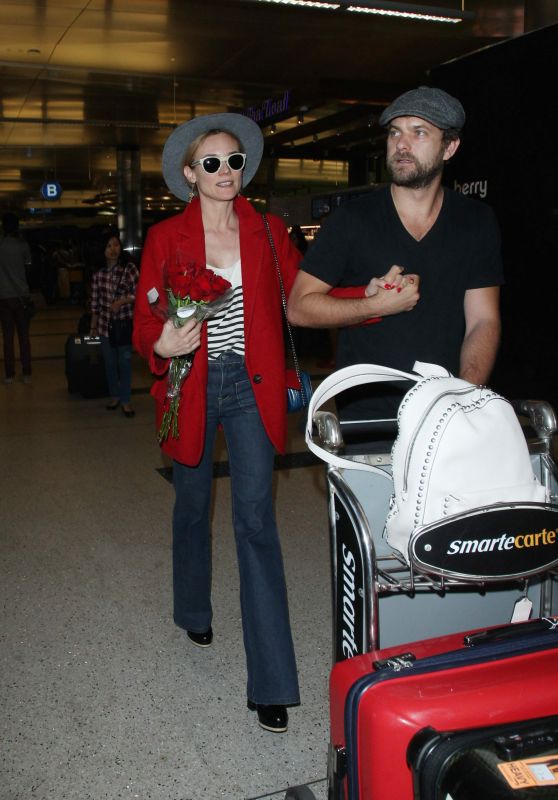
[{"x1": 154, "y1": 317, "x2": 202, "y2": 359}]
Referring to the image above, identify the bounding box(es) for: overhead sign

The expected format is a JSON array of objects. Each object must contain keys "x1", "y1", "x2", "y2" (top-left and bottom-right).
[
  {"x1": 41, "y1": 181, "x2": 63, "y2": 200},
  {"x1": 244, "y1": 89, "x2": 291, "y2": 123}
]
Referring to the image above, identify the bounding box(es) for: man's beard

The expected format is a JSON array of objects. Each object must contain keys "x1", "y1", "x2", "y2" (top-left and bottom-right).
[{"x1": 387, "y1": 150, "x2": 444, "y2": 189}]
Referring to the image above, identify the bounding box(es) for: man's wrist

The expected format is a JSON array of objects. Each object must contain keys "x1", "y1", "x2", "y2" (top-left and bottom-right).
[{"x1": 364, "y1": 294, "x2": 382, "y2": 316}]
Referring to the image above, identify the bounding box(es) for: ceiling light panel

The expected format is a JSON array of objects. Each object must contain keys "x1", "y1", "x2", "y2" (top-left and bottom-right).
[
  {"x1": 250, "y1": 0, "x2": 337, "y2": 8},
  {"x1": 345, "y1": 6, "x2": 461, "y2": 22},
  {"x1": 247, "y1": 0, "x2": 473, "y2": 23}
]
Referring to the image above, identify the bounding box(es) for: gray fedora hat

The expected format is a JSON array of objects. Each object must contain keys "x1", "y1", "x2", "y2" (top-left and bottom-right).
[
  {"x1": 379, "y1": 86, "x2": 465, "y2": 130},
  {"x1": 162, "y1": 112, "x2": 264, "y2": 201}
]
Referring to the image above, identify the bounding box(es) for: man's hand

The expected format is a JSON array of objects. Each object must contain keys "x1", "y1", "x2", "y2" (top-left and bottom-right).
[
  {"x1": 154, "y1": 318, "x2": 202, "y2": 359},
  {"x1": 365, "y1": 265, "x2": 420, "y2": 315},
  {"x1": 287, "y1": 266, "x2": 420, "y2": 328}
]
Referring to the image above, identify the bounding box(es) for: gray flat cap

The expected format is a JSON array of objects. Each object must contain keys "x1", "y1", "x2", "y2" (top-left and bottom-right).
[
  {"x1": 162, "y1": 112, "x2": 264, "y2": 201},
  {"x1": 379, "y1": 86, "x2": 465, "y2": 130}
]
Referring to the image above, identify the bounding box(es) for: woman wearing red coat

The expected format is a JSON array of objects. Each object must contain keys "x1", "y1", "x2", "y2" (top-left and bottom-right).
[{"x1": 133, "y1": 113, "x2": 300, "y2": 732}]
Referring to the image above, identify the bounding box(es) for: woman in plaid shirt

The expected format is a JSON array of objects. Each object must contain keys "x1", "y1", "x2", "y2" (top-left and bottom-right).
[{"x1": 90, "y1": 229, "x2": 139, "y2": 417}]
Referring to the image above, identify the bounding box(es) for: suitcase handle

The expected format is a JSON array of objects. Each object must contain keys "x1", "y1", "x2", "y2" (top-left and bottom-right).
[{"x1": 464, "y1": 616, "x2": 558, "y2": 646}]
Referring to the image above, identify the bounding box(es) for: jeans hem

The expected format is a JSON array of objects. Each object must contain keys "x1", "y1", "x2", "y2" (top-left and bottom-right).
[
  {"x1": 248, "y1": 697, "x2": 301, "y2": 706},
  {"x1": 174, "y1": 618, "x2": 211, "y2": 633}
]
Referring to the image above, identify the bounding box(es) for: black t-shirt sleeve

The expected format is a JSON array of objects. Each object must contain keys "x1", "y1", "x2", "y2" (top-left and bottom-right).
[
  {"x1": 466, "y1": 202, "x2": 504, "y2": 289},
  {"x1": 300, "y1": 204, "x2": 355, "y2": 287}
]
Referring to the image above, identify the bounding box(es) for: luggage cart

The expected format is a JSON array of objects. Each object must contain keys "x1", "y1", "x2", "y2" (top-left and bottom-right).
[
  {"x1": 285, "y1": 367, "x2": 558, "y2": 800},
  {"x1": 320, "y1": 398, "x2": 558, "y2": 660}
]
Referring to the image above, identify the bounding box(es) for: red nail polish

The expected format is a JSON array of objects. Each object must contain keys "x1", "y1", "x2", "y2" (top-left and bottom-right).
[
  {"x1": 384, "y1": 283, "x2": 392, "y2": 290},
  {"x1": 397, "y1": 287, "x2": 402, "y2": 293}
]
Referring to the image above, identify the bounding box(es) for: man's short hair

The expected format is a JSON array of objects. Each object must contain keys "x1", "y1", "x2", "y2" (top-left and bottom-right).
[{"x1": 442, "y1": 127, "x2": 462, "y2": 145}]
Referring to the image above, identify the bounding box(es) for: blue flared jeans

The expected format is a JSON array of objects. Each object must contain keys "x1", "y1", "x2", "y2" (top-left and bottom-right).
[{"x1": 172, "y1": 351, "x2": 300, "y2": 706}]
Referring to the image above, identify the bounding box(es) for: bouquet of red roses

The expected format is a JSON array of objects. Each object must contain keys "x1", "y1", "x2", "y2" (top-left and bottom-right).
[{"x1": 148, "y1": 259, "x2": 233, "y2": 443}]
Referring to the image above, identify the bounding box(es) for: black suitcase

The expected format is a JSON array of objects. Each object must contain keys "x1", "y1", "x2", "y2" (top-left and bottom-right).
[
  {"x1": 410, "y1": 712, "x2": 558, "y2": 799},
  {"x1": 65, "y1": 335, "x2": 108, "y2": 398}
]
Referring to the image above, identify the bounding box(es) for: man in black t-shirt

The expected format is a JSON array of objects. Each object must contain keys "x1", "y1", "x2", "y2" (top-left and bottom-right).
[{"x1": 287, "y1": 87, "x2": 503, "y2": 421}]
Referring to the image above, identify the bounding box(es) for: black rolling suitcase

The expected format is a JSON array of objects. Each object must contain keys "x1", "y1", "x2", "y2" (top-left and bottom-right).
[
  {"x1": 65, "y1": 335, "x2": 108, "y2": 398},
  {"x1": 410, "y1": 711, "x2": 558, "y2": 799}
]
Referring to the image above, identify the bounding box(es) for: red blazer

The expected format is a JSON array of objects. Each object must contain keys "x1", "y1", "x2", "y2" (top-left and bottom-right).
[{"x1": 133, "y1": 196, "x2": 302, "y2": 466}]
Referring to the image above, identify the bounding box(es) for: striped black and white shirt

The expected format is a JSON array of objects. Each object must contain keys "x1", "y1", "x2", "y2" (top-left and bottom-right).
[{"x1": 207, "y1": 259, "x2": 245, "y2": 359}]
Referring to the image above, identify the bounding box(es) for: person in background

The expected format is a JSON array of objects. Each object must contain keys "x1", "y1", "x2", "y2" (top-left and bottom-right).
[
  {"x1": 133, "y1": 112, "x2": 301, "y2": 733},
  {"x1": 287, "y1": 86, "x2": 503, "y2": 422},
  {"x1": 0, "y1": 212, "x2": 33, "y2": 385},
  {"x1": 90, "y1": 229, "x2": 139, "y2": 417}
]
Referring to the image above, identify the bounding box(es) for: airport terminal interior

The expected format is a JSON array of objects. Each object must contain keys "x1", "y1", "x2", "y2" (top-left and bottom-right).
[{"x1": 2, "y1": 2, "x2": 558, "y2": 799}]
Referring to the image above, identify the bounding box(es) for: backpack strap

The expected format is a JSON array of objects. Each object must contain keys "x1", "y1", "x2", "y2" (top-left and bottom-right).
[
  {"x1": 305, "y1": 363, "x2": 417, "y2": 476},
  {"x1": 305, "y1": 361, "x2": 453, "y2": 476}
]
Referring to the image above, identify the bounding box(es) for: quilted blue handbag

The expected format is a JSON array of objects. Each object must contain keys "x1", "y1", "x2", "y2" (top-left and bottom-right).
[{"x1": 286, "y1": 368, "x2": 313, "y2": 413}]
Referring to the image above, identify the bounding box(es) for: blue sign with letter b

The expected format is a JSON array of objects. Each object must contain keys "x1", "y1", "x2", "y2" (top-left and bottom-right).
[{"x1": 41, "y1": 181, "x2": 63, "y2": 200}]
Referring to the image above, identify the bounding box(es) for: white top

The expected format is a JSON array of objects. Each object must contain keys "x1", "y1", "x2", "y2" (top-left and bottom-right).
[{"x1": 206, "y1": 259, "x2": 245, "y2": 359}]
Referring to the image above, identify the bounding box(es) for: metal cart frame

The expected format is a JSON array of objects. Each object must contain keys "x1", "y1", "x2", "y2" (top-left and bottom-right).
[{"x1": 317, "y1": 399, "x2": 558, "y2": 661}]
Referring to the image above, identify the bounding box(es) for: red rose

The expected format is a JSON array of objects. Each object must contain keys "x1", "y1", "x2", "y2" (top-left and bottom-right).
[
  {"x1": 190, "y1": 272, "x2": 213, "y2": 302},
  {"x1": 204, "y1": 273, "x2": 231, "y2": 301},
  {"x1": 167, "y1": 263, "x2": 231, "y2": 303},
  {"x1": 171, "y1": 272, "x2": 193, "y2": 298}
]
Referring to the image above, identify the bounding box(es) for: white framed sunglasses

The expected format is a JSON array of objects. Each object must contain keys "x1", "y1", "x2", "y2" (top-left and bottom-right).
[{"x1": 190, "y1": 152, "x2": 246, "y2": 174}]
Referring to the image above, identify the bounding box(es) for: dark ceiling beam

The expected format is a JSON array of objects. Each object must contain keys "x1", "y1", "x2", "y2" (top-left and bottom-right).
[
  {"x1": 308, "y1": 124, "x2": 386, "y2": 151},
  {"x1": 313, "y1": 77, "x2": 410, "y2": 103},
  {"x1": 264, "y1": 103, "x2": 383, "y2": 147},
  {"x1": 264, "y1": 120, "x2": 387, "y2": 160},
  {"x1": 268, "y1": 138, "x2": 384, "y2": 160}
]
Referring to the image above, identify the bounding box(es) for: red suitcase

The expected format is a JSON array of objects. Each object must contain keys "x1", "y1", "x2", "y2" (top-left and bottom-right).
[{"x1": 329, "y1": 618, "x2": 558, "y2": 800}]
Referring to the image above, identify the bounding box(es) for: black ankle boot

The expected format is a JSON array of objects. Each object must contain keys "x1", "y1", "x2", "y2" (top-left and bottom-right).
[
  {"x1": 186, "y1": 627, "x2": 213, "y2": 648},
  {"x1": 247, "y1": 700, "x2": 288, "y2": 732}
]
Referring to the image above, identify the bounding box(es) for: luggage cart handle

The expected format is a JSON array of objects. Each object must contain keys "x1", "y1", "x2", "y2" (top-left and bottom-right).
[
  {"x1": 313, "y1": 412, "x2": 399, "y2": 452},
  {"x1": 513, "y1": 399, "x2": 557, "y2": 445},
  {"x1": 464, "y1": 616, "x2": 558, "y2": 646}
]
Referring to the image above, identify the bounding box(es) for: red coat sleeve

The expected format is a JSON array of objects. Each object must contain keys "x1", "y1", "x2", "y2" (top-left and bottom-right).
[
  {"x1": 132, "y1": 225, "x2": 171, "y2": 376},
  {"x1": 329, "y1": 285, "x2": 382, "y2": 326}
]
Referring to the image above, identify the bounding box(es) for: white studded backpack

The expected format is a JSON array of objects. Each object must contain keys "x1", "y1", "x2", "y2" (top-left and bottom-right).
[{"x1": 306, "y1": 362, "x2": 548, "y2": 562}]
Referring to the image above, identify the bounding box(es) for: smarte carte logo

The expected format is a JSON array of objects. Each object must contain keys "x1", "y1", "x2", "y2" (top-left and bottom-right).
[
  {"x1": 447, "y1": 528, "x2": 556, "y2": 556},
  {"x1": 340, "y1": 543, "x2": 360, "y2": 659}
]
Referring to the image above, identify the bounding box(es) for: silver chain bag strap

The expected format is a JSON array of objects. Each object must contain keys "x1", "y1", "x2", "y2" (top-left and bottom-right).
[{"x1": 261, "y1": 214, "x2": 312, "y2": 413}]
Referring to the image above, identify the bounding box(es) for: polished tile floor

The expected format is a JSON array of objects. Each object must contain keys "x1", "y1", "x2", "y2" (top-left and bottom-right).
[{"x1": 1, "y1": 299, "x2": 333, "y2": 800}]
